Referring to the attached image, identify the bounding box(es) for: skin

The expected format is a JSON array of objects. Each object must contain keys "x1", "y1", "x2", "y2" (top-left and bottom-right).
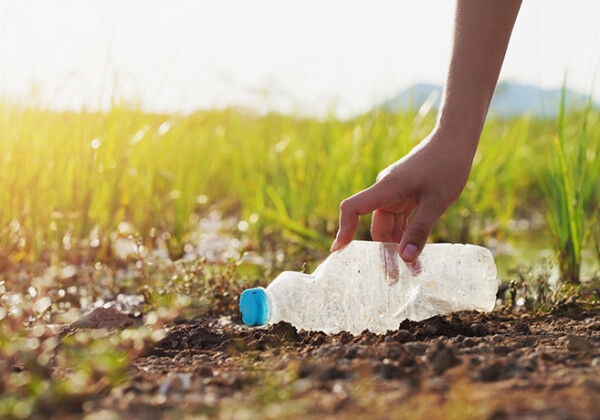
[{"x1": 330, "y1": 0, "x2": 523, "y2": 263}]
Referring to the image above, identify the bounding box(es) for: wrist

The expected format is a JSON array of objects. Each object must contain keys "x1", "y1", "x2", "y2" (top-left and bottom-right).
[
  {"x1": 430, "y1": 120, "x2": 481, "y2": 160},
  {"x1": 436, "y1": 104, "x2": 485, "y2": 139}
]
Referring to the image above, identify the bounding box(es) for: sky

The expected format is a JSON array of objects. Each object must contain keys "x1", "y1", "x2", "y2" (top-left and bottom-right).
[{"x1": 1, "y1": 0, "x2": 600, "y2": 117}]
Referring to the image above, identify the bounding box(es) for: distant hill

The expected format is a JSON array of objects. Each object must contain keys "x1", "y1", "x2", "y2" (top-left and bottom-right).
[{"x1": 378, "y1": 82, "x2": 597, "y2": 118}]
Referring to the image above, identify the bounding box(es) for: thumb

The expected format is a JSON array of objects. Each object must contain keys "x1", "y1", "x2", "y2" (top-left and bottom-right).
[{"x1": 399, "y1": 205, "x2": 439, "y2": 263}]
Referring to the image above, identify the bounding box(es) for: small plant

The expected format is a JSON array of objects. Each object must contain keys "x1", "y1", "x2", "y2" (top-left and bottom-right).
[
  {"x1": 505, "y1": 262, "x2": 599, "y2": 313},
  {"x1": 538, "y1": 83, "x2": 600, "y2": 284}
]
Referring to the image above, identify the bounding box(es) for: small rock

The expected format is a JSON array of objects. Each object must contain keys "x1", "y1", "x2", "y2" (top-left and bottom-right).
[
  {"x1": 476, "y1": 342, "x2": 492, "y2": 353},
  {"x1": 342, "y1": 344, "x2": 360, "y2": 359},
  {"x1": 516, "y1": 337, "x2": 538, "y2": 347},
  {"x1": 245, "y1": 340, "x2": 260, "y2": 351},
  {"x1": 374, "y1": 362, "x2": 404, "y2": 380},
  {"x1": 462, "y1": 338, "x2": 476, "y2": 348},
  {"x1": 490, "y1": 334, "x2": 504, "y2": 344},
  {"x1": 378, "y1": 343, "x2": 406, "y2": 360},
  {"x1": 522, "y1": 353, "x2": 538, "y2": 371},
  {"x1": 294, "y1": 378, "x2": 313, "y2": 394},
  {"x1": 386, "y1": 330, "x2": 414, "y2": 343},
  {"x1": 424, "y1": 324, "x2": 439, "y2": 336},
  {"x1": 192, "y1": 354, "x2": 211, "y2": 363},
  {"x1": 404, "y1": 343, "x2": 428, "y2": 356},
  {"x1": 469, "y1": 323, "x2": 490, "y2": 337},
  {"x1": 298, "y1": 362, "x2": 319, "y2": 378},
  {"x1": 514, "y1": 323, "x2": 532, "y2": 335},
  {"x1": 59, "y1": 265, "x2": 77, "y2": 280},
  {"x1": 259, "y1": 334, "x2": 283, "y2": 350},
  {"x1": 563, "y1": 334, "x2": 593, "y2": 352},
  {"x1": 353, "y1": 332, "x2": 377, "y2": 346},
  {"x1": 426, "y1": 342, "x2": 460, "y2": 375},
  {"x1": 158, "y1": 373, "x2": 192, "y2": 395},
  {"x1": 313, "y1": 343, "x2": 346, "y2": 359},
  {"x1": 468, "y1": 357, "x2": 482, "y2": 367},
  {"x1": 493, "y1": 345, "x2": 512, "y2": 355},
  {"x1": 269, "y1": 321, "x2": 299, "y2": 342},
  {"x1": 70, "y1": 306, "x2": 133, "y2": 330},
  {"x1": 195, "y1": 366, "x2": 213, "y2": 377},
  {"x1": 307, "y1": 333, "x2": 327, "y2": 348},
  {"x1": 317, "y1": 366, "x2": 347, "y2": 381},
  {"x1": 535, "y1": 349, "x2": 556, "y2": 362},
  {"x1": 478, "y1": 360, "x2": 505, "y2": 382},
  {"x1": 334, "y1": 331, "x2": 354, "y2": 344},
  {"x1": 298, "y1": 361, "x2": 349, "y2": 382}
]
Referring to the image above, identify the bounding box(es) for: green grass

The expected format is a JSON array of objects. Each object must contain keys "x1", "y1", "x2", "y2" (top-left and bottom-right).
[
  {"x1": 538, "y1": 86, "x2": 600, "y2": 283},
  {"x1": 0, "y1": 100, "x2": 599, "y2": 275}
]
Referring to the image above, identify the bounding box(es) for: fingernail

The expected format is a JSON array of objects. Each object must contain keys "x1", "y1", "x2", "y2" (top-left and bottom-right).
[
  {"x1": 401, "y1": 244, "x2": 418, "y2": 262},
  {"x1": 407, "y1": 259, "x2": 422, "y2": 276}
]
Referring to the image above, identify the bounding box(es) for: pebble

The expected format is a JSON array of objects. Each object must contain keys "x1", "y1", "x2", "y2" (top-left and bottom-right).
[
  {"x1": 70, "y1": 306, "x2": 134, "y2": 330},
  {"x1": 424, "y1": 324, "x2": 439, "y2": 336},
  {"x1": 514, "y1": 323, "x2": 532, "y2": 334},
  {"x1": 478, "y1": 359, "x2": 505, "y2": 382},
  {"x1": 316, "y1": 366, "x2": 348, "y2": 382},
  {"x1": 374, "y1": 362, "x2": 404, "y2": 380},
  {"x1": 491, "y1": 334, "x2": 504, "y2": 344},
  {"x1": 563, "y1": 334, "x2": 593, "y2": 352},
  {"x1": 158, "y1": 373, "x2": 192, "y2": 395},
  {"x1": 462, "y1": 338, "x2": 476, "y2": 348},
  {"x1": 378, "y1": 343, "x2": 407, "y2": 360},
  {"x1": 469, "y1": 323, "x2": 490, "y2": 337},
  {"x1": 385, "y1": 330, "x2": 414, "y2": 343},
  {"x1": 493, "y1": 345, "x2": 512, "y2": 355},
  {"x1": 404, "y1": 343, "x2": 428, "y2": 356},
  {"x1": 426, "y1": 342, "x2": 460, "y2": 375}
]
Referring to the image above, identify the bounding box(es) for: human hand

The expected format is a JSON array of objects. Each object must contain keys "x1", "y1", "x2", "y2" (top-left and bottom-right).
[{"x1": 330, "y1": 128, "x2": 477, "y2": 263}]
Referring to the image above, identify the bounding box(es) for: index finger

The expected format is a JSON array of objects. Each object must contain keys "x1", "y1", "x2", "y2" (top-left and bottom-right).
[{"x1": 330, "y1": 184, "x2": 388, "y2": 252}]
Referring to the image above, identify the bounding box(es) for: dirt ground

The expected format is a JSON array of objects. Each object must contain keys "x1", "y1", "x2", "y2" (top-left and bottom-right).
[{"x1": 93, "y1": 308, "x2": 600, "y2": 420}]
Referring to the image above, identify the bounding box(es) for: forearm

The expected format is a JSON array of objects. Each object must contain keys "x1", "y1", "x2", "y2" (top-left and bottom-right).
[
  {"x1": 332, "y1": 0, "x2": 522, "y2": 257},
  {"x1": 437, "y1": 0, "x2": 522, "y2": 151}
]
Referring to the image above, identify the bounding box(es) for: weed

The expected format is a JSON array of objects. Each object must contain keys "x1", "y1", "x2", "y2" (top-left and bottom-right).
[{"x1": 538, "y1": 84, "x2": 600, "y2": 284}]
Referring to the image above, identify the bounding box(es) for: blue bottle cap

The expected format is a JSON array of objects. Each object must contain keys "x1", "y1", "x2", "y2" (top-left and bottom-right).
[{"x1": 239, "y1": 288, "x2": 270, "y2": 326}]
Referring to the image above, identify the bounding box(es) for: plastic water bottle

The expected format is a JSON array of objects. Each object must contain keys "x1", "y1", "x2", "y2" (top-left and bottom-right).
[{"x1": 239, "y1": 241, "x2": 498, "y2": 335}]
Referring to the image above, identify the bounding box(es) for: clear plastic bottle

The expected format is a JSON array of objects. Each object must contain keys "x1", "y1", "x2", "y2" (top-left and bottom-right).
[{"x1": 239, "y1": 241, "x2": 498, "y2": 335}]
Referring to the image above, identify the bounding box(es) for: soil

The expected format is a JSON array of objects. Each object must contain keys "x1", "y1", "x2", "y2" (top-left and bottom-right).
[{"x1": 98, "y1": 309, "x2": 600, "y2": 419}]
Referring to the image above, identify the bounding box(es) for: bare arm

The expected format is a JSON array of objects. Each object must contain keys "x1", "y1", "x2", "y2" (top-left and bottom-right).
[
  {"x1": 330, "y1": 0, "x2": 522, "y2": 262},
  {"x1": 439, "y1": 0, "x2": 523, "y2": 150}
]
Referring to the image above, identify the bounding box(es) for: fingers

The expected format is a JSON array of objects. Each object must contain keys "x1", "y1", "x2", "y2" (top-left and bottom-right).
[
  {"x1": 371, "y1": 209, "x2": 394, "y2": 242},
  {"x1": 391, "y1": 213, "x2": 409, "y2": 244},
  {"x1": 399, "y1": 203, "x2": 440, "y2": 263},
  {"x1": 330, "y1": 184, "x2": 388, "y2": 252}
]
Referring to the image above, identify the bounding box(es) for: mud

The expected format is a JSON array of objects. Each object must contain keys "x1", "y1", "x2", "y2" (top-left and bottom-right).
[{"x1": 92, "y1": 309, "x2": 600, "y2": 419}]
